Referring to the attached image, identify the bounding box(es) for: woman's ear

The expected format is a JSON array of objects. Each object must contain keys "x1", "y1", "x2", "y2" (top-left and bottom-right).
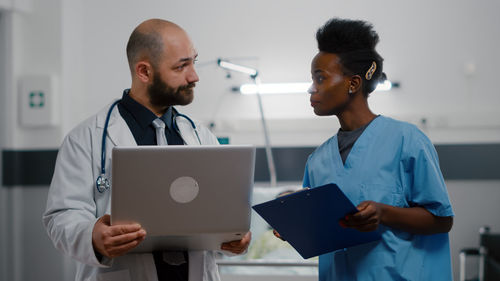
[
  {"x1": 135, "y1": 61, "x2": 153, "y2": 83},
  {"x1": 349, "y1": 75, "x2": 362, "y2": 94}
]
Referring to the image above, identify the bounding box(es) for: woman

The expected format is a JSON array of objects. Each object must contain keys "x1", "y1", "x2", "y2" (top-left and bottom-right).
[{"x1": 300, "y1": 18, "x2": 454, "y2": 281}]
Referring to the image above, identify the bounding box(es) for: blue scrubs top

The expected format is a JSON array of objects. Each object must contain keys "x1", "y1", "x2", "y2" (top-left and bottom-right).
[{"x1": 303, "y1": 116, "x2": 454, "y2": 281}]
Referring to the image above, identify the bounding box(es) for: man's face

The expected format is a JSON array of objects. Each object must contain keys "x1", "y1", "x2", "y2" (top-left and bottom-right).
[
  {"x1": 149, "y1": 28, "x2": 199, "y2": 107},
  {"x1": 147, "y1": 70, "x2": 195, "y2": 107}
]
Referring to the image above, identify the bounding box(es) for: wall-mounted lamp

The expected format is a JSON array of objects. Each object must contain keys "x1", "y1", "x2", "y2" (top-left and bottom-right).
[
  {"x1": 236, "y1": 80, "x2": 400, "y2": 95},
  {"x1": 217, "y1": 58, "x2": 277, "y2": 187},
  {"x1": 217, "y1": 59, "x2": 258, "y2": 78},
  {"x1": 239, "y1": 82, "x2": 310, "y2": 95},
  {"x1": 375, "y1": 80, "x2": 398, "y2": 92}
]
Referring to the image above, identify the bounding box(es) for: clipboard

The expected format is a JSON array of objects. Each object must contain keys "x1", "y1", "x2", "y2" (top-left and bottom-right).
[{"x1": 252, "y1": 183, "x2": 381, "y2": 259}]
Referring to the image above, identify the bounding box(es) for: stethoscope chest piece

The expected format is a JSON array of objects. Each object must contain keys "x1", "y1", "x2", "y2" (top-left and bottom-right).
[{"x1": 96, "y1": 174, "x2": 110, "y2": 193}]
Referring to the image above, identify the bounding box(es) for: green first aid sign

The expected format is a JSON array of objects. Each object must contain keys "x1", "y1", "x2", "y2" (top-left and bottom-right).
[{"x1": 29, "y1": 91, "x2": 45, "y2": 108}]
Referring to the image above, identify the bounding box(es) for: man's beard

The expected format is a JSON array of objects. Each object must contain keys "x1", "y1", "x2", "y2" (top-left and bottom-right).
[{"x1": 148, "y1": 74, "x2": 195, "y2": 108}]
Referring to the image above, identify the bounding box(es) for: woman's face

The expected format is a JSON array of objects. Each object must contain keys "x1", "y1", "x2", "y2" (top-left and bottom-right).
[{"x1": 309, "y1": 52, "x2": 352, "y2": 116}]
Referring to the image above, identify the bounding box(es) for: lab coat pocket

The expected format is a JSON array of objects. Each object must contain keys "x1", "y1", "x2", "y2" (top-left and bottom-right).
[
  {"x1": 97, "y1": 269, "x2": 131, "y2": 281},
  {"x1": 360, "y1": 183, "x2": 404, "y2": 207}
]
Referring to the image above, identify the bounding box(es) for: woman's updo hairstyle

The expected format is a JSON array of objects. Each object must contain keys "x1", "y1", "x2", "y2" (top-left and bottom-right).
[{"x1": 316, "y1": 18, "x2": 386, "y2": 96}]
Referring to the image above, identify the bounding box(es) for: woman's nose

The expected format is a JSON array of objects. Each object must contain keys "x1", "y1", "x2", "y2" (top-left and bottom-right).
[{"x1": 307, "y1": 83, "x2": 316, "y2": 94}]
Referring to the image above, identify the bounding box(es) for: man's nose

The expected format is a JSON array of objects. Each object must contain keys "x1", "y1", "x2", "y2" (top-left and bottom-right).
[{"x1": 187, "y1": 67, "x2": 199, "y2": 84}]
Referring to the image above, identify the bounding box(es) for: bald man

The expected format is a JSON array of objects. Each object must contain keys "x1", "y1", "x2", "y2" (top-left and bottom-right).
[{"x1": 43, "y1": 19, "x2": 250, "y2": 281}]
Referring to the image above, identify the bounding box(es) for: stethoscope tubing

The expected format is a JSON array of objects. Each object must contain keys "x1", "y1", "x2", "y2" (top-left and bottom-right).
[
  {"x1": 96, "y1": 100, "x2": 200, "y2": 193},
  {"x1": 101, "y1": 100, "x2": 121, "y2": 175}
]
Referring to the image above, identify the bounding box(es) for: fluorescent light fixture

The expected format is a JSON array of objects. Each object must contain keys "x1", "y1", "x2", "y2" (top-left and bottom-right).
[
  {"x1": 240, "y1": 82, "x2": 310, "y2": 95},
  {"x1": 375, "y1": 80, "x2": 392, "y2": 91},
  {"x1": 217, "y1": 59, "x2": 258, "y2": 77},
  {"x1": 239, "y1": 81, "x2": 397, "y2": 95}
]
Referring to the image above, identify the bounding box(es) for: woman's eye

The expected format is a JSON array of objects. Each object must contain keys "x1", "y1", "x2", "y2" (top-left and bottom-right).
[{"x1": 314, "y1": 75, "x2": 324, "y2": 84}]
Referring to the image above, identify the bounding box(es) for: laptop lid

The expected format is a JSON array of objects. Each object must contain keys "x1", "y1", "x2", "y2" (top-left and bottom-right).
[{"x1": 111, "y1": 145, "x2": 255, "y2": 252}]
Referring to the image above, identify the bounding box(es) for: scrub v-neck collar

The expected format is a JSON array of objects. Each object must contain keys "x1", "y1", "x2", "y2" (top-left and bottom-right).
[{"x1": 331, "y1": 115, "x2": 383, "y2": 171}]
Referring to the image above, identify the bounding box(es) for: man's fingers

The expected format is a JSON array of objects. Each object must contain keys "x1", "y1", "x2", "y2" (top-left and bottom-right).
[
  {"x1": 100, "y1": 214, "x2": 111, "y2": 225},
  {"x1": 107, "y1": 229, "x2": 146, "y2": 247},
  {"x1": 220, "y1": 232, "x2": 252, "y2": 254},
  {"x1": 221, "y1": 240, "x2": 243, "y2": 248},
  {"x1": 106, "y1": 237, "x2": 145, "y2": 258},
  {"x1": 220, "y1": 244, "x2": 246, "y2": 254},
  {"x1": 224, "y1": 232, "x2": 251, "y2": 246},
  {"x1": 240, "y1": 232, "x2": 251, "y2": 244},
  {"x1": 108, "y1": 223, "x2": 142, "y2": 236}
]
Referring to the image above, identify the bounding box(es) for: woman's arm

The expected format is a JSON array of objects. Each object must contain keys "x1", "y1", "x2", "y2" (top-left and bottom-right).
[{"x1": 340, "y1": 200, "x2": 453, "y2": 235}]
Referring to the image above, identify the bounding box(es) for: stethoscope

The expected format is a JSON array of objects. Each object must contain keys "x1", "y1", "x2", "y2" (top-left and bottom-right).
[{"x1": 95, "y1": 99, "x2": 201, "y2": 193}]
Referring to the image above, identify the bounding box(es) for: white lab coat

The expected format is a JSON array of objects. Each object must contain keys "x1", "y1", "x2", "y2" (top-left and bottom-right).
[{"x1": 43, "y1": 101, "x2": 222, "y2": 281}]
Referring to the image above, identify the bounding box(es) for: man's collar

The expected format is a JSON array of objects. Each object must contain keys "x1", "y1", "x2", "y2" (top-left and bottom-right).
[{"x1": 121, "y1": 89, "x2": 174, "y2": 130}]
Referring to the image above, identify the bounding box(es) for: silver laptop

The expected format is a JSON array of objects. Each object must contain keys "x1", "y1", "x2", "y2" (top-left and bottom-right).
[{"x1": 111, "y1": 145, "x2": 255, "y2": 252}]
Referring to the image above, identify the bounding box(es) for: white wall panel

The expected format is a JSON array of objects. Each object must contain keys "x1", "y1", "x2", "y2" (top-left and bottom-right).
[
  {"x1": 0, "y1": 10, "x2": 13, "y2": 280},
  {"x1": 54, "y1": 0, "x2": 500, "y2": 145}
]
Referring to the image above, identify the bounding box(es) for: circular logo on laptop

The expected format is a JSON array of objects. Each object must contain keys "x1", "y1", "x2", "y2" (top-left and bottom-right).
[{"x1": 170, "y1": 176, "x2": 199, "y2": 203}]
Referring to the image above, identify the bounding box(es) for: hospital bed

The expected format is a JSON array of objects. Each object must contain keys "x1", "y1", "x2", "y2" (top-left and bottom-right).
[{"x1": 459, "y1": 226, "x2": 500, "y2": 281}]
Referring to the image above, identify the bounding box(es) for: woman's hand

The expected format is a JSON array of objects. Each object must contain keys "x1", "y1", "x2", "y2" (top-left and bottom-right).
[
  {"x1": 339, "y1": 201, "x2": 453, "y2": 234},
  {"x1": 340, "y1": 201, "x2": 383, "y2": 232},
  {"x1": 272, "y1": 229, "x2": 286, "y2": 241}
]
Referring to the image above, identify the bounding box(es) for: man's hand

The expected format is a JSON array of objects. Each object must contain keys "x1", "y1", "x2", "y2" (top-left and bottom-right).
[
  {"x1": 220, "y1": 232, "x2": 251, "y2": 254},
  {"x1": 92, "y1": 214, "x2": 147, "y2": 258}
]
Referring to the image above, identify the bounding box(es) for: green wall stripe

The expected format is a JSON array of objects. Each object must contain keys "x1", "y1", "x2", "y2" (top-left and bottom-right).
[
  {"x1": 2, "y1": 144, "x2": 500, "y2": 186},
  {"x1": 2, "y1": 150, "x2": 58, "y2": 186}
]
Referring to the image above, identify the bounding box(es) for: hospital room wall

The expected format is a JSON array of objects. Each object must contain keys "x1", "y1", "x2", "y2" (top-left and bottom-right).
[
  {"x1": 0, "y1": 1, "x2": 499, "y2": 281},
  {"x1": 0, "y1": 1, "x2": 75, "y2": 281},
  {"x1": 0, "y1": 10, "x2": 7, "y2": 281},
  {"x1": 56, "y1": 0, "x2": 500, "y2": 146}
]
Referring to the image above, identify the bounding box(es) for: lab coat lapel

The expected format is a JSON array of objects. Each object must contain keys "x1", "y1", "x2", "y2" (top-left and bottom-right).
[
  {"x1": 96, "y1": 101, "x2": 136, "y2": 147},
  {"x1": 175, "y1": 115, "x2": 200, "y2": 145}
]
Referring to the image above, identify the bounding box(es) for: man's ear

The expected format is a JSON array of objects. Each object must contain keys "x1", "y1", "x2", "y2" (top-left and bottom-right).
[
  {"x1": 135, "y1": 61, "x2": 153, "y2": 83},
  {"x1": 349, "y1": 75, "x2": 362, "y2": 94}
]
